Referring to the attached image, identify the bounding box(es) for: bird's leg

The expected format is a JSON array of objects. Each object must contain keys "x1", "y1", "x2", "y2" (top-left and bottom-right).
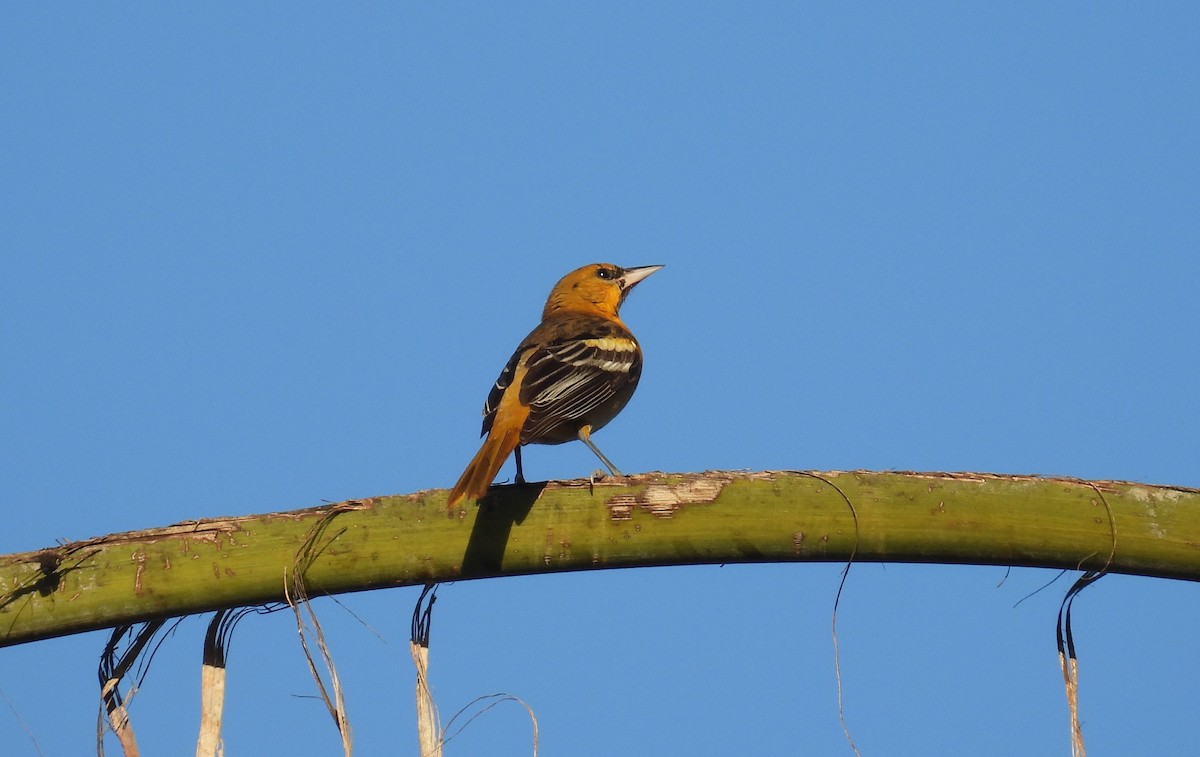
[
  {"x1": 577, "y1": 425, "x2": 622, "y2": 477},
  {"x1": 514, "y1": 445, "x2": 526, "y2": 484}
]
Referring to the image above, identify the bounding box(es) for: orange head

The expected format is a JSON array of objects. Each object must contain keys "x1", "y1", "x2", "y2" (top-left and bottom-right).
[{"x1": 542, "y1": 263, "x2": 663, "y2": 320}]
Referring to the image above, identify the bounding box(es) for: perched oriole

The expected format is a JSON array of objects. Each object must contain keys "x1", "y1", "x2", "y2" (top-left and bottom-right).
[{"x1": 446, "y1": 262, "x2": 663, "y2": 508}]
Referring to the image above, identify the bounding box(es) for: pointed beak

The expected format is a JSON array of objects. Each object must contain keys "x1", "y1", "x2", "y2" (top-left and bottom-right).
[{"x1": 619, "y1": 265, "x2": 664, "y2": 290}]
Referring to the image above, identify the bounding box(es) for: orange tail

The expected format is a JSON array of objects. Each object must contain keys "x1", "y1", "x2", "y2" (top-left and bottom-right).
[{"x1": 446, "y1": 427, "x2": 521, "y2": 508}]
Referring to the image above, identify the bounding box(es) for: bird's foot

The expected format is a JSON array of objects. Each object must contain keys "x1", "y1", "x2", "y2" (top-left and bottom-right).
[{"x1": 591, "y1": 468, "x2": 610, "y2": 483}]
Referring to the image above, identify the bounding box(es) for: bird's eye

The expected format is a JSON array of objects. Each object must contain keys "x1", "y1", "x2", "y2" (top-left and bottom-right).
[{"x1": 596, "y1": 267, "x2": 618, "y2": 280}]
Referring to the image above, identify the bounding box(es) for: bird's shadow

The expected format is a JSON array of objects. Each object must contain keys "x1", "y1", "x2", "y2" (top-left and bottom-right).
[{"x1": 460, "y1": 481, "x2": 546, "y2": 577}]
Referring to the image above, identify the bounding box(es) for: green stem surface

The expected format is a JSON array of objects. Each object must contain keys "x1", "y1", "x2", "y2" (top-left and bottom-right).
[{"x1": 2, "y1": 471, "x2": 1197, "y2": 647}]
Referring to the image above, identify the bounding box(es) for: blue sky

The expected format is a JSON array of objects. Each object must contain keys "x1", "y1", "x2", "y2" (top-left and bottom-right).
[{"x1": 3, "y1": 3, "x2": 1199, "y2": 755}]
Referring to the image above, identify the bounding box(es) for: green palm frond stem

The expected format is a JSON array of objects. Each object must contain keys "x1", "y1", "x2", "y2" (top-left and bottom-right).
[{"x1": 2, "y1": 471, "x2": 1197, "y2": 647}]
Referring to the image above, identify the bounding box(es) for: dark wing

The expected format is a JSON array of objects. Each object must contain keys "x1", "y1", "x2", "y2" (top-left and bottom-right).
[
  {"x1": 518, "y1": 332, "x2": 641, "y2": 442},
  {"x1": 480, "y1": 348, "x2": 523, "y2": 437}
]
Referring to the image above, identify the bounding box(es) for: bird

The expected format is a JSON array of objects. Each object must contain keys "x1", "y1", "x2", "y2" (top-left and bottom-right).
[{"x1": 446, "y1": 262, "x2": 663, "y2": 509}]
